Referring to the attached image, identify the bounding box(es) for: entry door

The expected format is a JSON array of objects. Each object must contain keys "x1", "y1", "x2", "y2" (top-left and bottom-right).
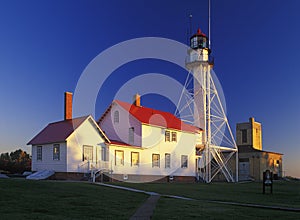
[{"x1": 239, "y1": 162, "x2": 250, "y2": 181}]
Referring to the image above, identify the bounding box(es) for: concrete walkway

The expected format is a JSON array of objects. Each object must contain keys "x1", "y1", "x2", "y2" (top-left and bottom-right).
[
  {"x1": 95, "y1": 183, "x2": 161, "y2": 219},
  {"x1": 95, "y1": 182, "x2": 300, "y2": 218},
  {"x1": 130, "y1": 194, "x2": 161, "y2": 220}
]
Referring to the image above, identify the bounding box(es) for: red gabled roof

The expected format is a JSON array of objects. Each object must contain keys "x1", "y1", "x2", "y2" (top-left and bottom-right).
[
  {"x1": 114, "y1": 100, "x2": 201, "y2": 133},
  {"x1": 27, "y1": 116, "x2": 89, "y2": 145}
]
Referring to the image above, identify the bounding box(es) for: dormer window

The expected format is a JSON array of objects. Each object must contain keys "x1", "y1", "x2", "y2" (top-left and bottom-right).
[{"x1": 114, "y1": 110, "x2": 119, "y2": 123}]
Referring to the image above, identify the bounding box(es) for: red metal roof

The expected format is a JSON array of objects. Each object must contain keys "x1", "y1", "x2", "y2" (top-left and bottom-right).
[
  {"x1": 191, "y1": 28, "x2": 207, "y2": 38},
  {"x1": 27, "y1": 116, "x2": 88, "y2": 145},
  {"x1": 109, "y1": 140, "x2": 141, "y2": 148},
  {"x1": 115, "y1": 100, "x2": 201, "y2": 133}
]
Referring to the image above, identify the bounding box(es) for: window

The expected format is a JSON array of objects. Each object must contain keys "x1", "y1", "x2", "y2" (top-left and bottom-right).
[
  {"x1": 241, "y1": 129, "x2": 247, "y2": 143},
  {"x1": 131, "y1": 152, "x2": 139, "y2": 166},
  {"x1": 202, "y1": 37, "x2": 207, "y2": 48},
  {"x1": 115, "y1": 150, "x2": 124, "y2": 166},
  {"x1": 83, "y1": 145, "x2": 93, "y2": 161},
  {"x1": 129, "y1": 127, "x2": 134, "y2": 144},
  {"x1": 171, "y1": 132, "x2": 177, "y2": 142},
  {"x1": 101, "y1": 147, "x2": 106, "y2": 161},
  {"x1": 37, "y1": 146, "x2": 42, "y2": 161},
  {"x1": 152, "y1": 154, "x2": 160, "y2": 167},
  {"x1": 181, "y1": 155, "x2": 188, "y2": 168},
  {"x1": 165, "y1": 131, "x2": 170, "y2": 142},
  {"x1": 191, "y1": 37, "x2": 197, "y2": 48},
  {"x1": 53, "y1": 144, "x2": 60, "y2": 160},
  {"x1": 199, "y1": 38, "x2": 203, "y2": 48},
  {"x1": 114, "y1": 110, "x2": 119, "y2": 123},
  {"x1": 165, "y1": 153, "x2": 171, "y2": 168}
]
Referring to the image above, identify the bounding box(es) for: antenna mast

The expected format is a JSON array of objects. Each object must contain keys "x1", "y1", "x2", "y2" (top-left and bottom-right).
[
  {"x1": 208, "y1": 0, "x2": 211, "y2": 49},
  {"x1": 189, "y1": 14, "x2": 193, "y2": 37}
]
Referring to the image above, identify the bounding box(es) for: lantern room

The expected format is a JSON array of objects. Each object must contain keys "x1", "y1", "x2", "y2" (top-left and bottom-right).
[{"x1": 190, "y1": 28, "x2": 210, "y2": 52}]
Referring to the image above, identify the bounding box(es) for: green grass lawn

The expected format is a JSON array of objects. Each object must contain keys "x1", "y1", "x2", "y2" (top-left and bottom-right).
[
  {"x1": 0, "y1": 179, "x2": 299, "y2": 219},
  {"x1": 0, "y1": 179, "x2": 147, "y2": 220},
  {"x1": 112, "y1": 180, "x2": 300, "y2": 219},
  {"x1": 153, "y1": 197, "x2": 300, "y2": 220},
  {"x1": 112, "y1": 180, "x2": 300, "y2": 209}
]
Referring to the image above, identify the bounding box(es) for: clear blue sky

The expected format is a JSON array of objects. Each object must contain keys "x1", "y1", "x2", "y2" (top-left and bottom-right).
[{"x1": 0, "y1": 0, "x2": 299, "y2": 177}]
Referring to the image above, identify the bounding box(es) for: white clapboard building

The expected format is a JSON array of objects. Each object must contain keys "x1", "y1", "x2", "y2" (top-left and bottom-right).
[{"x1": 28, "y1": 93, "x2": 202, "y2": 182}]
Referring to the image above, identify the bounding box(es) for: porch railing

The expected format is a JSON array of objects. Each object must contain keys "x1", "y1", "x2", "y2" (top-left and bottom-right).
[{"x1": 78, "y1": 160, "x2": 110, "y2": 173}]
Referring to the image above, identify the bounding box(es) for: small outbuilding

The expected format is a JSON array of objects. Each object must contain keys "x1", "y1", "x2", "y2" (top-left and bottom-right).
[{"x1": 236, "y1": 118, "x2": 283, "y2": 181}]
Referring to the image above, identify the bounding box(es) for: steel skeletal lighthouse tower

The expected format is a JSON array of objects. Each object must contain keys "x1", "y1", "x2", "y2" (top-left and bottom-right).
[{"x1": 181, "y1": 28, "x2": 238, "y2": 183}]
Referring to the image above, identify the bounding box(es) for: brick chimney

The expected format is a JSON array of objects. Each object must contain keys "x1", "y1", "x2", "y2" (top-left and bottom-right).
[
  {"x1": 64, "y1": 92, "x2": 73, "y2": 120},
  {"x1": 133, "y1": 93, "x2": 141, "y2": 107}
]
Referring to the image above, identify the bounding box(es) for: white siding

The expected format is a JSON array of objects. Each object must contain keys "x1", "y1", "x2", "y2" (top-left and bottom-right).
[
  {"x1": 31, "y1": 116, "x2": 107, "y2": 173},
  {"x1": 99, "y1": 103, "x2": 142, "y2": 146},
  {"x1": 66, "y1": 117, "x2": 106, "y2": 172},
  {"x1": 108, "y1": 124, "x2": 199, "y2": 178},
  {"x1": 31, "y1": 142, "x2": 67, "y2": 172}
]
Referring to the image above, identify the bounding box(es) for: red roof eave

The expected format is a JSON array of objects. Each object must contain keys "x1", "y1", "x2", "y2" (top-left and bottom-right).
[{"x1": 107, "y1": 140, "x2": 142, "y2": 149}]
